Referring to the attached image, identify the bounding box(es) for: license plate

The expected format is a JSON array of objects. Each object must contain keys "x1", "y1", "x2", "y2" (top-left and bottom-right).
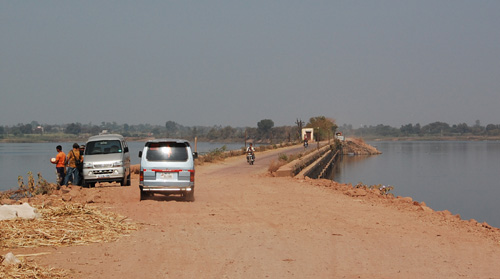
[
  {"x1": 97, "y1": 174, "x2": 110, "y2": 178},
  {"x1": 158, "y1": 172, "x2": 174, "y2": 180}
]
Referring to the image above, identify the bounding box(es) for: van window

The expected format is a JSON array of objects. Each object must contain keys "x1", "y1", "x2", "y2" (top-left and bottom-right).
[
  {"x1": 146, "y1": 142, "x2": 188, "y2": 162},
  {"x1": 85, "y1": 140, "x2": 122, "y2": 155}
]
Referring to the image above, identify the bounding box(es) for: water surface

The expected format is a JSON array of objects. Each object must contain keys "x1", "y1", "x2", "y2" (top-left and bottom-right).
[
  {"x1": 332, "y1": 141, "x2": 500, "y2": 228},
  {"x1": 0, "y1": 141, "x2": 247, "y2": 192}
]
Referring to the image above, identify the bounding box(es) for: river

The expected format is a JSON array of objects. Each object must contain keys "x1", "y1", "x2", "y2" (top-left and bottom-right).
[
  {"x1": 2, "y1": 140, "x2": 500, "y2": 228},
  {"x1": 0, "y1": 141, "x2": 247, "y2": 192},
  {"x1": 331, "y1": 140, "x2": 500, "y2": 228}
]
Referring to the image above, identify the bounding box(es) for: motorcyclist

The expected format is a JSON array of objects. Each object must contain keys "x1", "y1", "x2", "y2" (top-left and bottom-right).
[{"x1": 246, "y1": 143, "x2": 255, "y2": 162}]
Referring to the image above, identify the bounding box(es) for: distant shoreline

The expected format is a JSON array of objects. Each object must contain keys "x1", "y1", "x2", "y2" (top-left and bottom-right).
[
  {"x1": 355, "y1": 135, "x2": 500, "y2": 142},
  {"x1": 2, "y1": 134, "x2": 500, "y2": 143}
]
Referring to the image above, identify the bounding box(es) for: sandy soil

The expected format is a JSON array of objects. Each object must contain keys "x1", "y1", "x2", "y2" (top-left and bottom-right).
[{"x1": 3, "y1": 144, "x2": 500, "y2": 278}]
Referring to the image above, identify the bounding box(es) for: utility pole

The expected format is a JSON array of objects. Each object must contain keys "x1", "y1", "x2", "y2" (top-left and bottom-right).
[{"x1": 296, "y1": 118, "x2": 304, "y2": 141}]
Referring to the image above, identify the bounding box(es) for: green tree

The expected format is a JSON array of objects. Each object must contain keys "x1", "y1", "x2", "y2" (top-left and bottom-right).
[
  {"x1": 257, "y1": 119, "x2": 274, "y2": 135},
  {"x1": 454, "y1": 123, "x2": 470, "y2": 135},
  {"x1": 306, "y1": 116, "x2": 337, "y2": 141},
  {"x1": 421, "y1": 122, "x2": 450, "y2": 135},
  {"x1": 486, "y1": 124, "x2": 500, "y2": 136},
  {"x1": 20, "y1": 124, "x2": 33, "y2": 134},
  {"x1": 207, "y1": 126, "x2": 222, "y2": 140},
  {"x1": 65, "y1": 123, "x2": 82, "y2": 135},
  {"x1": 165, "y1": 121, "x2": 179, "y2": 137},
  {"x1": 400, "y1": 123, "x2": 414, "y2": 136}
]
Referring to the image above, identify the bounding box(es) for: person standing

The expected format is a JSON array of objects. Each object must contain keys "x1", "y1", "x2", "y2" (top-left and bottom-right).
[
  {"x1": 77, "y1": 144, "x2": 85, "y2": 182},
  {"x1": 64, "y1": 143, "x2": 82, "y2": 186},
  {"x1": 51, "y1": 145, "x2": 66, "y2": 186}
]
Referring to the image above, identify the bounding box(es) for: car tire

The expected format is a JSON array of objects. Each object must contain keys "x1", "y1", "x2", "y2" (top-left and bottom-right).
[{"x1": 184, "y1": 188, "x2": 195, "y2": 202}]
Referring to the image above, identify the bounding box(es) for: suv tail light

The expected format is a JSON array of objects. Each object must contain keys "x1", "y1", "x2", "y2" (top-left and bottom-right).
[
  {"x1": 189, "y1": 170, "x2": 195, "y2": 182},
  {"x1": 140, "y1": 169, "x2": 144, "y2": 182}
]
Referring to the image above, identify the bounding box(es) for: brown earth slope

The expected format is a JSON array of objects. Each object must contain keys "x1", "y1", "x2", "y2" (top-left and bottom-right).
[{"x1": 2, "y1": 144, "x2": 500, "y2": 278}]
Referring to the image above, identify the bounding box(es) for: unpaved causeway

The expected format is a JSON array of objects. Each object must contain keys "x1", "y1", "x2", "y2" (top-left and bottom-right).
[{"x1": 4, "y1": 144, "x2": 500, "y2": 278}]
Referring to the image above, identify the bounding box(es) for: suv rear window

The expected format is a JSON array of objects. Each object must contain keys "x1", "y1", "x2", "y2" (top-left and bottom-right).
[
  {"x1": 145, "y1": 142, "x2": 188, "y2": 162},
  {"x1": 85, "y1": 140, "x2": 122, "y2": 155}
]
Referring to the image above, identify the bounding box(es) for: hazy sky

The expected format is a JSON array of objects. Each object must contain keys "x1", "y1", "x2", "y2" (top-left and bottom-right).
[{"x1": 1, "y1": 1, "x2": 499, "y2": 128}]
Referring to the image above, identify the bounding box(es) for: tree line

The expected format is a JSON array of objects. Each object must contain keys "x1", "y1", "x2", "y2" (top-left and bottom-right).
[
  {"x1": 2, "y1": 118, "x2": 498, "y2": 142},
  {"x1": 0, "y1": 117, "x2": 338, "y2": 143},
  {"x1": 338, "y1": 120, "x2": 500, "y2": 138}
]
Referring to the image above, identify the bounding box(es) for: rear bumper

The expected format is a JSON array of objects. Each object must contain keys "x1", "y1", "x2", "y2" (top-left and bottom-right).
[{"x1": 140, "y1": 185, "x2": 193, "y2": 192}]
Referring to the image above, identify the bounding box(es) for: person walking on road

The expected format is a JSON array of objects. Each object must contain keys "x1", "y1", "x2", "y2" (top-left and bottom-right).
[{"x1": 64, "y1": 143, "x2": 82, "y2": 186}]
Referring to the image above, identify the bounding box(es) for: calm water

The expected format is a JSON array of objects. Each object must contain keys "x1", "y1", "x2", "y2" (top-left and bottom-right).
[
  {"x1": 0, "y1": 141, "x2": 248, "y2": 192},
  {"x1": 332, "y1": 141, "x2": 500, "y2": 228},
  {"x1": 2, "y1": 140, "x2": 499, "y2": 228}
]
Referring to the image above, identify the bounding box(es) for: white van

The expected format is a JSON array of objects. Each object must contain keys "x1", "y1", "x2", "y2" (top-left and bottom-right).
[
  {"x1": 138, "y1": 139, "x2": 198, "y2": 201},
  {"x1": 82, "y1": 134, "x2": 131, "y2": 188}
]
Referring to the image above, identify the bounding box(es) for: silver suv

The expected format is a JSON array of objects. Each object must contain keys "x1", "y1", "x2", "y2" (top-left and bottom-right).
[
  {"x1": 138, "y1": 139, "x2": 198, "y2": 201},
  {"x1": 82, "y1": 133, "x2": 131, "y2": 188}
]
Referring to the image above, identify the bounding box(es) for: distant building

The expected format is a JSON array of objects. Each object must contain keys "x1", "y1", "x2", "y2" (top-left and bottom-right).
[
  {"x1": 302, "y1": 128, "x2": 314, "y2": 141},
  {"x1": 335, "y1": 132, "x2": 345, "y2": 141},
  {"x1": 35, "y1": 126, "x2": 44, "y2": 134}
]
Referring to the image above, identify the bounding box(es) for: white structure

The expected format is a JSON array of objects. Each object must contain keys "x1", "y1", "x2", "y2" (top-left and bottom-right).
[
  {"x1": 301, "y1": 128, "x2": 314, "y2": 141},
  {"x1": 335, "y1": 132, "x2": 345, "y2": 141}
]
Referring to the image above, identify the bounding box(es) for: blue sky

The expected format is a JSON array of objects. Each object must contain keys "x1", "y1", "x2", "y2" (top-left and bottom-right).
[{"x1": 1, "y1": 1, "x2": 499, "y2": 128}]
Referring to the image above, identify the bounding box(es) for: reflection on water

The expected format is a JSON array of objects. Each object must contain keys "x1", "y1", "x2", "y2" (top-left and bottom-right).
[{"x1": 332, "y1": 141, "x2": 500, "y2": 228}]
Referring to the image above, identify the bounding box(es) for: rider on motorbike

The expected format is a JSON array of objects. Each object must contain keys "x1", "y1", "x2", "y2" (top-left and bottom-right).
[{"x1": 246, "y1": 143, "x2": 255, "y2": 162}]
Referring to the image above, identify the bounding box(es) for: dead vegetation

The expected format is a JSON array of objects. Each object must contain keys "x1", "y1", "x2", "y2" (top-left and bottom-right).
[
  {"x1": 0, "y1": 172, "x2": 58, "y2": 201},
  {"x1": 268, "y1": 152, "x2": 305, "y2": 173},
  {"x1": 0, "y1": 202, "x2": 138, "y2": 278},
  {"x1": 0, "y1": 203, "x2": 138, "y2": 249},
  {"x1": 1, "y1": 258, "x2": 69, "y2": 279}
]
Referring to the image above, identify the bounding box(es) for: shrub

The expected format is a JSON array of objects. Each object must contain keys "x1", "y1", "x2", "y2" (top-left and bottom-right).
[
  {"x1": 1, "y1": 172, "x2": 57, "y2": 200},
  {"x1": 355, "y1": 182, "x2": 394, "y2": 196},
  {"x1": 268, "y1": 159, "x2": 288, "y2": 173}
]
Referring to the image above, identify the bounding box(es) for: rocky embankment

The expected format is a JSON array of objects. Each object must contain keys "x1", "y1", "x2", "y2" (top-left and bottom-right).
[{"x1": 342, "y1": 138, "x2": 382, "y2": 155}]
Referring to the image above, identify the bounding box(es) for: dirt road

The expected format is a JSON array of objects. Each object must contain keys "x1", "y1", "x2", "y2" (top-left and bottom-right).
[{"x1": 9, "y1": 144, "x2": 500, "y2": 278}]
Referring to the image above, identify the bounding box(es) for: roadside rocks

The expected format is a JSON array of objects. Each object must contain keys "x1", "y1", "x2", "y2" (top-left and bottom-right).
[
  {"x1": 344, "y1": 188, "x2": 368, "y2": 197},
  {"x1": 0, "y1": 203, "x2": 40, "y2": 221},
  {"x1": 342, "y1": 138, "x2": 382, "y2": 155},
  {"x1": 1, "y1": 252, "x2": 21, "y2": 266}
]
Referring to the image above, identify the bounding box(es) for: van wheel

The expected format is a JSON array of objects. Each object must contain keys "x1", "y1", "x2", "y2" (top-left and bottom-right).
[
  {"x1": 184, "y1": 188, "x2": 195, "y2": 202},
  {"x1": 120, "y1": 176, "x2": 130, "y2": 186},
  {"x1": 121, "y1": 175, "x2": 130, "y2": 186}
]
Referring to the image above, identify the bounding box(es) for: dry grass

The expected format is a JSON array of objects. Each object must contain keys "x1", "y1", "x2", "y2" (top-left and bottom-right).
[
  {"x1": 0, "y1": 203, "x2": 138, "y2": 278},
  {"x1": 0, "y1": 203, "x2": 138, "y2": 249},
  {"x1": 0, "y1": 258, "x2": 68, "y2": 279},
  {"x1": 268, "y1": 159, "x2": 288, "y2": 173}
]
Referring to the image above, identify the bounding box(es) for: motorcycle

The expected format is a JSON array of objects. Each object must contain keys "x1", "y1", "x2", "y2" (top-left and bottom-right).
[
  {"x1": 304, "y1": 140, "x2": 309, "y2": 148},
  {"x1": 246, "y1": 152, "x2": 255, "y2": 165}
]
